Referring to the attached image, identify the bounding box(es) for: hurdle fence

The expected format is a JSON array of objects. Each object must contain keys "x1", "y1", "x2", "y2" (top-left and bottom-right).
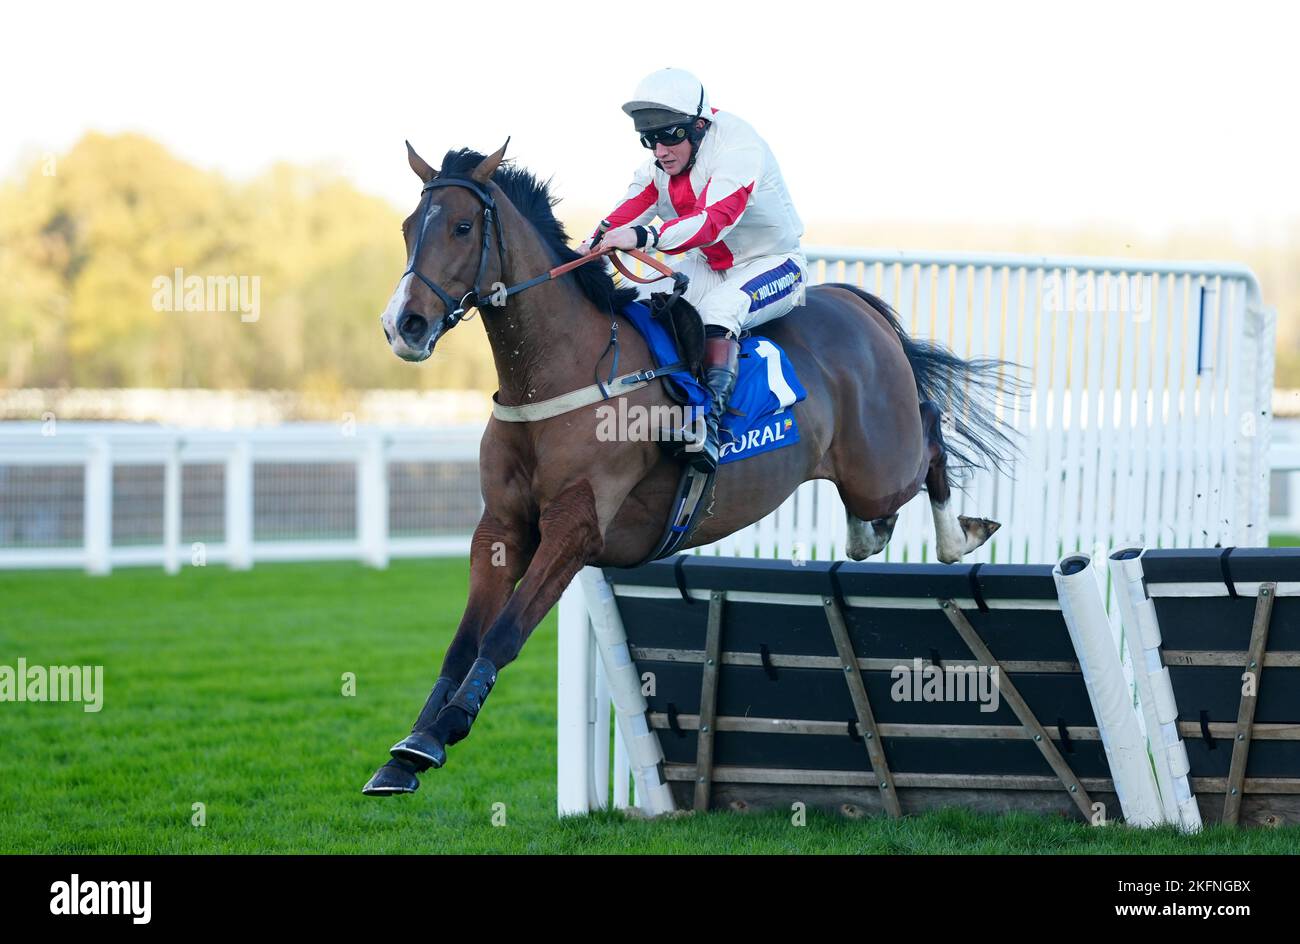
[{"x1": 573, "y1": 545, "x2": 1300, "y2": 828}]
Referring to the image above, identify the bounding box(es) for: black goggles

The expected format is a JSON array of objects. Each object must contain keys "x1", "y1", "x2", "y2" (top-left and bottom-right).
[{"x1": 639, "y1": 124, "x2": 691, "y2": 149}]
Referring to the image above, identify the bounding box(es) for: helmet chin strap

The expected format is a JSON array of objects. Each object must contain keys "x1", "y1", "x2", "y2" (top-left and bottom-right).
[
  {"x1": 680, "y1": 85, "x2": 708, "y2": 173},
  {"x1": 654, "y1": 119, "x2": 708, "y2": 176},
  {"x1": 684, "y1": 120, "x2": 708, "y2": 172}
]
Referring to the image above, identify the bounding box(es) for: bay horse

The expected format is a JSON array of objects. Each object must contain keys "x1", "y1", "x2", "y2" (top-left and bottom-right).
[{"x1": 364, "y1": 141, "x2": 1013, "y2": 796}]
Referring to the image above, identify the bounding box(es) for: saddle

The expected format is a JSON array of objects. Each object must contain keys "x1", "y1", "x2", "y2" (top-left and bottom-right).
[
  {"x1": 621, "y1": 283, "x2": 807, "y2": 565},
  {"x1": 646, "y1": 283, "x2": 705, "y2": 389},
  {"x1": 644, "y1": 286, "x2": 720, "y2": 459}
]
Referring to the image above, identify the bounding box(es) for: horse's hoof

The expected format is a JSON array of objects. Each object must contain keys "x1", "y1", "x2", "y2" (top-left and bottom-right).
[
  {"x1": 390, "y1": 731, "x2": 446, "y2": 770},
  {"x1": 958, "y1": 515, "x2": 1001, "y2": 551},
  {"x1": 362, "y1": 760, "x2": 420, "y2": 796}
]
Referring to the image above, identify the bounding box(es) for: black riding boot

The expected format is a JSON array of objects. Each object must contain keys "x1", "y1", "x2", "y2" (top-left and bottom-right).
[{"x1": 691, "y1": 333, "x2": 739, "y2": 473}]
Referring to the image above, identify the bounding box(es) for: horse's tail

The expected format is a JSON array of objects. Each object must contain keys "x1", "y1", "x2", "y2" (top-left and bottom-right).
[{"x1": 831, "y1": 284, "x2": 1020, "y2": 481}]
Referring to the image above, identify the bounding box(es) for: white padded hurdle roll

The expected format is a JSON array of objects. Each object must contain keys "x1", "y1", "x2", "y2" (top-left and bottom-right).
[
  {"x1": 1053, "y1": 553, "x2": 1167, "y2": 827},
  {"x1": 1109, "y1": 549, "x2": 1203, "y2": 832},
  {"x1": 577, "y1": 567, "x2": 676, "y2": 816}
]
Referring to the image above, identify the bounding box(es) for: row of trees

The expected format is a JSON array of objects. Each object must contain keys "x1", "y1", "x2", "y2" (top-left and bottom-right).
[
  {"x1": 3, "y1": 133, "x2": 1298, "y2": 391},
  {"x1": 0, "y1": 132, "x2": 498, "y2": 392}
]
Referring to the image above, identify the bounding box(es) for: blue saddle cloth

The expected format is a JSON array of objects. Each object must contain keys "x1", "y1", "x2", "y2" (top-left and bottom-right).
[{"x1": 617, "y1": 301, "x2": 807, "y2": 465}]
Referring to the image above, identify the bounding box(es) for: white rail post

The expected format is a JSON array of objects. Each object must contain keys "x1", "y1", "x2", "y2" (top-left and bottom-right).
[
  {"x1": 163, "y1": 437, "x2": 181, "y2": 575},
  {"x1": 84, "y1": 435, "x2": 112, "y2": 576},
  {"x1": 579, "y1": 567, "x2": 675, "y2": 816},
  {"x1": 358, "y1": 432, "x2": 389, "y2": 569},
  {"x1": 592, "y1": 649, "x2": 611, "y2": 810},
  {"x1": 612, "y1": 719, "x2": 632, "y2": 809},
  {"x1": 557, "y1": 577, "x2": 596, "y2": 815},
  {"x1": 225, "y1": 439, "x2": 253, "y2": 570}
]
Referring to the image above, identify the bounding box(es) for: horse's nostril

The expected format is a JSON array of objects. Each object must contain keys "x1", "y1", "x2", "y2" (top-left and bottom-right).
[{"x1": 398, "y1": 312, "x2": 429, "y2": 345}]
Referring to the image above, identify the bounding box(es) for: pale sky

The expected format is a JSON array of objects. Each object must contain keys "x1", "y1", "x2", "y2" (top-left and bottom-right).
[{"x1": 4, "y1": 0, "x2": 1298, "y2": 241}]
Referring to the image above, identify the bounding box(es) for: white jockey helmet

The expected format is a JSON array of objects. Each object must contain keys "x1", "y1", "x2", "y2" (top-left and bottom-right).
[{"x1": 621, "y1": 68, "x2": 711, "y2": 132}]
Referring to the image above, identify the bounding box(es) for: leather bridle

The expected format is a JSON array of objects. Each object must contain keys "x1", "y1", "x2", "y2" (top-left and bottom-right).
[
  {"x1": 401, "y1": 174, "x2": 684, "y2": 336},
  {"x1": 402, "y1": 176, "x2": 505, "y2": 332}
]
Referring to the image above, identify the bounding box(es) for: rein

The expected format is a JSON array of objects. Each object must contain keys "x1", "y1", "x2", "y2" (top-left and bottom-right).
[
  {"x1": 404, "y1": 174, "x2": 678, "y2": 332},
  {"x1": 405, "y1": 173, "x2": 690, "y2": 424}
]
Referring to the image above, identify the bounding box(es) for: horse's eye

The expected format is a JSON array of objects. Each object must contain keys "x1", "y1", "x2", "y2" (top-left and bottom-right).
[{"x1": 455, "y1": 221, "x2": 473, "y2": 236}]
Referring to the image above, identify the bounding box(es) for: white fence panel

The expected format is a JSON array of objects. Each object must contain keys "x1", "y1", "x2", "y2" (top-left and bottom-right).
[{"x1": 0, "y1": 423, "x2": 484, "y2": 572}]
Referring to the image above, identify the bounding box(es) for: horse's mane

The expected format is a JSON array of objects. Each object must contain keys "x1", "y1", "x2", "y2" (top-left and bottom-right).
[{"x1": 438, "y1": 148, "x2": 639, "y2": 314}]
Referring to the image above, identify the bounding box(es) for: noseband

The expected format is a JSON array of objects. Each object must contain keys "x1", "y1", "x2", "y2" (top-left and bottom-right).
[{"x1": 403, "y1": 176, "x2": 506, "y2": 331}]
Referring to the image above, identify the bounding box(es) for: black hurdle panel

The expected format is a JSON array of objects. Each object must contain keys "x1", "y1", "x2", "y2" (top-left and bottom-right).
[
  {"x1": 605, "y1": 556, "x2": 1117, "y2": 821},
  {"x1": 1140, "y1": 548, "x2": 1300, "y2": 825}
]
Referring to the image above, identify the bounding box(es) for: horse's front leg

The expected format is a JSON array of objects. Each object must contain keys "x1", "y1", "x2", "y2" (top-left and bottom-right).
[
  {"x1": 416, "y1": 480, "x2": 604, "y2": 763},
  {"x1": 362, "y1": 513, "x2": 533, "y2": 796}
]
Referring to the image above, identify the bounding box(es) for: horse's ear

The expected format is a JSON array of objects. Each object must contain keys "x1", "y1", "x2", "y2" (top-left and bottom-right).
[
  {"x1": 406, "y1": 140, "x2": 437, "y2": 182},
  {"x1": 471, "y1": 137, "x2": 510, "y2": 184}
]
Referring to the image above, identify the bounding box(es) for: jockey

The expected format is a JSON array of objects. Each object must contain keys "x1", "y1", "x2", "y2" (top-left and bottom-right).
[{"x1": 581, "y1": 67, "x2": 808, "y2": 473}]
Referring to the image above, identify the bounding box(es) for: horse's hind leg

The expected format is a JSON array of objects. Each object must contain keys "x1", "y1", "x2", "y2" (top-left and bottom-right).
[
  {"x1": 922, "y1": 401, "x2": 1000, "y2": 564},
  {"x1": 846, "y1": 513, "x2": 898, "y2": 560}
]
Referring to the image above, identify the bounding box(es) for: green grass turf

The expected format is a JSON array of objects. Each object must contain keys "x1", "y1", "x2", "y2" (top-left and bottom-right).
[{"x1": 1, "y1": 559, "x2": 1296, "y2": 854}]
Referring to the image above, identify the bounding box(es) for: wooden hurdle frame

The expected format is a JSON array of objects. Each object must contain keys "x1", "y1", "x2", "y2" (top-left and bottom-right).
[
  {"x1": 568, "y1": 553, "x2": 1180, "y2": 825},
  {"x1": 1114, "y1": 547, "x2": 1300, "y2": 827}
]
